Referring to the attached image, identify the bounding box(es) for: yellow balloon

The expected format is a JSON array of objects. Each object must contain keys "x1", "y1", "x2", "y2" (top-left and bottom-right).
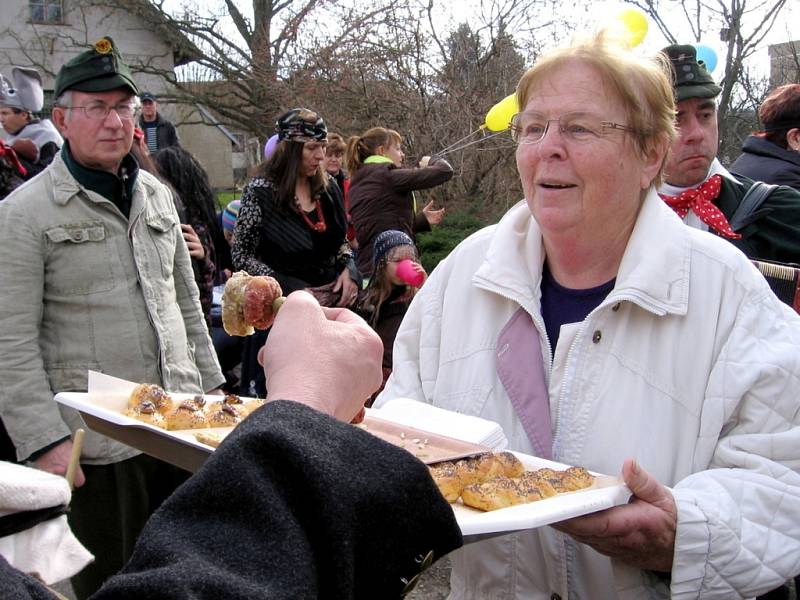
[
  {"x1": 484, "y1": 93, "x2": 519, "y2": 132},
  {"x1": 617, "y1": 7, "x2": 648, "y2": 48}
]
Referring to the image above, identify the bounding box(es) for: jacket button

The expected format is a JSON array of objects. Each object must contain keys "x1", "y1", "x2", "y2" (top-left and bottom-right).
[
  {"x1": 592, "y1": 330, "x2": 602, "y2": 343},
  {"x1": 74, "y1": 231, "x2": 84, "y2": 241},
  {"x1": 550, "y1": 594, "x2": 562, "y2": 600},
  {"x1": 400, "y1": 573, "x2": 421, "y2": 597},
  {"x1": 416, "y1": 550, "x2": 434, "y2": 571}
]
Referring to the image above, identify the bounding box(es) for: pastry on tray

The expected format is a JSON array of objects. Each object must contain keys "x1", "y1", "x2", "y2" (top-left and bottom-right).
[
  {"x1": 429, "y1": 452, "x2": 594, "y2": 512},
  {"x1": 128, "y1": 383, "x2": 174, "y2": 414},
  {"x1": 194, "y1": 431, "x2": 226, "y2": 448},
  {"x1": 166, "y1": 397, "x2": 209, "y2": 430},
  {"x1": 205, "y1": 402, "x2": 244, "y2": 428},
  {"x1": 124, "y1": 400, "x2": 167, "y2": 429}
]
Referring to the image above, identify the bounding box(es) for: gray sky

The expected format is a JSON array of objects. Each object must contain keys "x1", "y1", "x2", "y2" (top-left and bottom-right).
[{"x1": 166, "y1": 0, "x2": 798, "y2": 78}]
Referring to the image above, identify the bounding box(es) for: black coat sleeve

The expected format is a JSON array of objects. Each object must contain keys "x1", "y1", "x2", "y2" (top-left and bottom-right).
[
  {"x1": 91, "y1": 401, "x2": 462, "y2": 600},
  {"x1": 0, "y1": 554, "x2": 57, "y2": 600}
]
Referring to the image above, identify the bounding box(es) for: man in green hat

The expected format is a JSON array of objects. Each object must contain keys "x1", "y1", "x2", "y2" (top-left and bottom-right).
[
  {"x1": 0, "y1": 37, "x2": 224, "y2": 598},
  {"x1": 657, "y1": 44, "x2": 800, "y2": 265}
]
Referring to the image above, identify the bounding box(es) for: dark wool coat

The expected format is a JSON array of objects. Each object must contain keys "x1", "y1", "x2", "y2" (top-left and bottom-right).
[
  {"x1": 730, "y1": 135, "x2": 800, "y2": 190},
  {"x1": 0, "y1": 401, "x2": 462, "y2": 600},
  {"x1": 349, "y1": 158, "x2": 453, "y2": 276}
]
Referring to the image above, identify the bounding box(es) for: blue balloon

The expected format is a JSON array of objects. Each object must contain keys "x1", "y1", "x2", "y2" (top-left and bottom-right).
[{"x1": 695, "y1": 44, "x2": 718, "y2": 73}]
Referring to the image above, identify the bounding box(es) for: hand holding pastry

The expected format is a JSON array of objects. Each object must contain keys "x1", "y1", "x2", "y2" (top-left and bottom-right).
[
  {"x1": 552, "y1": 459, "x2": 676, "y2": 571},
  {"x1": 258, "y1": 291, "x2": 383, "y2": 422}
]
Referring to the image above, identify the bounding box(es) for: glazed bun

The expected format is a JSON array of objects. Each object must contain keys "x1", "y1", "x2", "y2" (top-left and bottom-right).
[
  {"x1": 221, "y1": 271, "x2": 284, "y2": 336},
  {"x1": 222, "y1": 272, "x2": 254, "y2": 336},
  {"x1": 125, "y1": 400, "x2": 167, "y2": 429},
  {"x1": 166, "y1": 397, "x2": 209, "y2": 430},
  {"x1": 128, "y1": 383, "x2": 174, "y2": 414},
  {"x1": 205, "y1": 402, "x2": 244, "y2": 428},
  {"x1": 241, "y1": 398, "x2": 265, "y2": 417}
]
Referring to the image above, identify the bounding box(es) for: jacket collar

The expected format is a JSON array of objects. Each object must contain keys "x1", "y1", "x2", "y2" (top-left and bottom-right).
[
  {"x1": 51, "y1": 148, "x2": 156, "y2": 220},
  {"x1": 474, "y1": 189, "x2": 691, "y2": 317},
  {"x1": 364, "y1": 154, "x2": 394, "y2": 165},
  {"x1": 741, "y1": 134, "x2": 800, "y2": 167},
  {"x1": 59, "y1": 142, "x2": 139, "y2": 203}
]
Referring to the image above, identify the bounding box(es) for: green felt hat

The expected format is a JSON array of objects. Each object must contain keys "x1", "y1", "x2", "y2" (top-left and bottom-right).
[
  {"x1": 54, "y1": 37, "x2": 139, "y2": 98},
  {"x1": 662, "y1": 44, "x2": 721, "y2": 103}
]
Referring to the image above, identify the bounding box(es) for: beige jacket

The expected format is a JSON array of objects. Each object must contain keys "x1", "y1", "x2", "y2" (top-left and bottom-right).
[{"x1": 0, "y1": 155, "x2": 224, "y2": 463}]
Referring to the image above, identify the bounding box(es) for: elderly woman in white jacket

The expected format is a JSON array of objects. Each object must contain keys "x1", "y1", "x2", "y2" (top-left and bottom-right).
[{"x1": 377, "y1": 34, "x2": 800, "y2": 599}]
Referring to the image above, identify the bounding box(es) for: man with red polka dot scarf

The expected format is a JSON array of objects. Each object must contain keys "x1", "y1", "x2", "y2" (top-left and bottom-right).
[{"x1": 658, "y1": 44, "x2": 800, "y2": 264}]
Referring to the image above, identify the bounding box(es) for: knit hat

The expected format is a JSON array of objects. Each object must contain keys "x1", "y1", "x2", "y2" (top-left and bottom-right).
[
  {"x1": 373, "y1": 230, "x2": 414, "y2": 269},
  {"x1": 54, "y1": 36, "x2": 139, "y2": 98},
  {"x1": 0, "y1": 67, "x2": 44, "y2": 113},
  {"x1": 276, "y1": 108, "x2": 327, "y2": 142},
  {"x1": 222, "y1": 200, "x2": 241, "y2": 232},
  {"x1": 661, "y1": 44, "x2": 721, "y2": 103}
]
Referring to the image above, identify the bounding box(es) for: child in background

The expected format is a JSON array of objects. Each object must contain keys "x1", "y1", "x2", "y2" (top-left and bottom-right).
[
  {"x1": 222, "y1": 199, "x2": 241, "y2": 248},
  {"x1": 357, "y1": 230, "x2": 426, "y2": 404}
]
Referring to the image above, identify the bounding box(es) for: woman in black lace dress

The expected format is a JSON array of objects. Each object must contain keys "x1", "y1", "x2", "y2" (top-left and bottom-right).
[{"x1": 232, "y1": 108, "x2": 359, "y2": 395}]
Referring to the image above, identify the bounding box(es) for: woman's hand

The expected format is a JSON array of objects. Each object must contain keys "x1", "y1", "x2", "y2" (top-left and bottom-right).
[
  {"x1": 181, "y1": 224, "x2": 205, "y2": 260},
  {"x1": 332, "y1": 268, "x2": 359, "y2": 307},
  {"x1": 258, "y1": 291, "x2": 383, "y2": 422},
  {"x1": 552, "y1": 459, "x2": 677, "y2": 572},
  {"x1": 422, "y1": 200, "x2": 445, "y2": 226}
]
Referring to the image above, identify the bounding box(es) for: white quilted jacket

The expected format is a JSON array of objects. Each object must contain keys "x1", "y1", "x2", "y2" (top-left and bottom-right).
[{"x1": 377, "y1": 189, "x2": 800, "y2": 599}]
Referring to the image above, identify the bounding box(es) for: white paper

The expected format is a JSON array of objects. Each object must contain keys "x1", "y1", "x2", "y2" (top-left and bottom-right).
[{"x1": 371, "y1": 398, "x2": 508, "y2": 450}]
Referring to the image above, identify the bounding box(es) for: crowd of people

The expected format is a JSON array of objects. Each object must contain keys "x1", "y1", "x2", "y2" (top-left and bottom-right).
[{"x1": 0, "y1": 30, "x2": 799, "y2": 600}]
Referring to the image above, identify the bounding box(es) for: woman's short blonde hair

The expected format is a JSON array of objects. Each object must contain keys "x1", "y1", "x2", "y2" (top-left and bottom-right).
[{"x1": 516, "y1": 33, "x2": 677, "y2": 187}]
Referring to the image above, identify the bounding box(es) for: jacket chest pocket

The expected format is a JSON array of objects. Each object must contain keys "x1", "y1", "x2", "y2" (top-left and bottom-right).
[
  {"x1": 44, "y1": 223, "x2": 115, "y2": 295},
  {"x1": 144, "y1": 212, "x2": 178, "y2": 279}
]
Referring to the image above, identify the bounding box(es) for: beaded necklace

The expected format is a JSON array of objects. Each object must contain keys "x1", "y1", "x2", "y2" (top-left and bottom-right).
[{"x1": 295, "y1": 196, "x2": 327, "y2": 233}]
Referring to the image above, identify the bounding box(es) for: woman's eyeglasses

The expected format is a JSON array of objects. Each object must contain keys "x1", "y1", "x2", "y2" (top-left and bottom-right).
[{"x1": 510, "y1": 112, "x2": 633, "y2": 145}]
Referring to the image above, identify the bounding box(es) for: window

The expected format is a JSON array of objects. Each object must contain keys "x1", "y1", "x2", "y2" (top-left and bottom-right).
[
  {"x1": 230, "y1": 132, "x2": 246, "y2": 150},
  {"x1": 29, "y1": 0, "x2": 63, "y2": 24}
]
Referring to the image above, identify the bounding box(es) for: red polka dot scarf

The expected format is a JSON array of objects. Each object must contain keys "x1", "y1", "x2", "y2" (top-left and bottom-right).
[{"x1": 659, "y1": 174, "x2": 741, "y2": 239}]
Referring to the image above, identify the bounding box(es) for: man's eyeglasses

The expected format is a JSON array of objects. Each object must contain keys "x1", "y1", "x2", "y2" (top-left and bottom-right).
[
  {"x1": 65, "y1": 101, "x2": 139, "y2": 121},
  {"x1": 510, "y1": 112, "x2": 634, "y2": 145}
]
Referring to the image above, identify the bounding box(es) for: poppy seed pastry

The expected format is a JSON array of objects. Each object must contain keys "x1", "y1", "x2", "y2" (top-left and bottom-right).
[
  {"x1": 125, "y1": 400, "x2": 167, "y2": 429},
  {"x1": 206, "y1": 402, "x2": 244, "y2": 428},
  {"x1": 166, "y1": 399, "x2": 209, "y2": 430},
  {"x1": 128, "y1": 383, "x2": 174, "y2": 414}
]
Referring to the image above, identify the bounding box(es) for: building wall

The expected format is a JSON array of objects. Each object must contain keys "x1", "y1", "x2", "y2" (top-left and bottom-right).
[
  {"x1": 769, "y1": 41, "x2": 800, "y2": 88},
  {"x1": 0, "y1": 0, "x2": 174, "y2": 96},
  {"x1": 0, "y1": 0, "x2": 235, "y2": 187},
  {"x1": 176, "y1": 104, "x2": 235, "y2": 191}
]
